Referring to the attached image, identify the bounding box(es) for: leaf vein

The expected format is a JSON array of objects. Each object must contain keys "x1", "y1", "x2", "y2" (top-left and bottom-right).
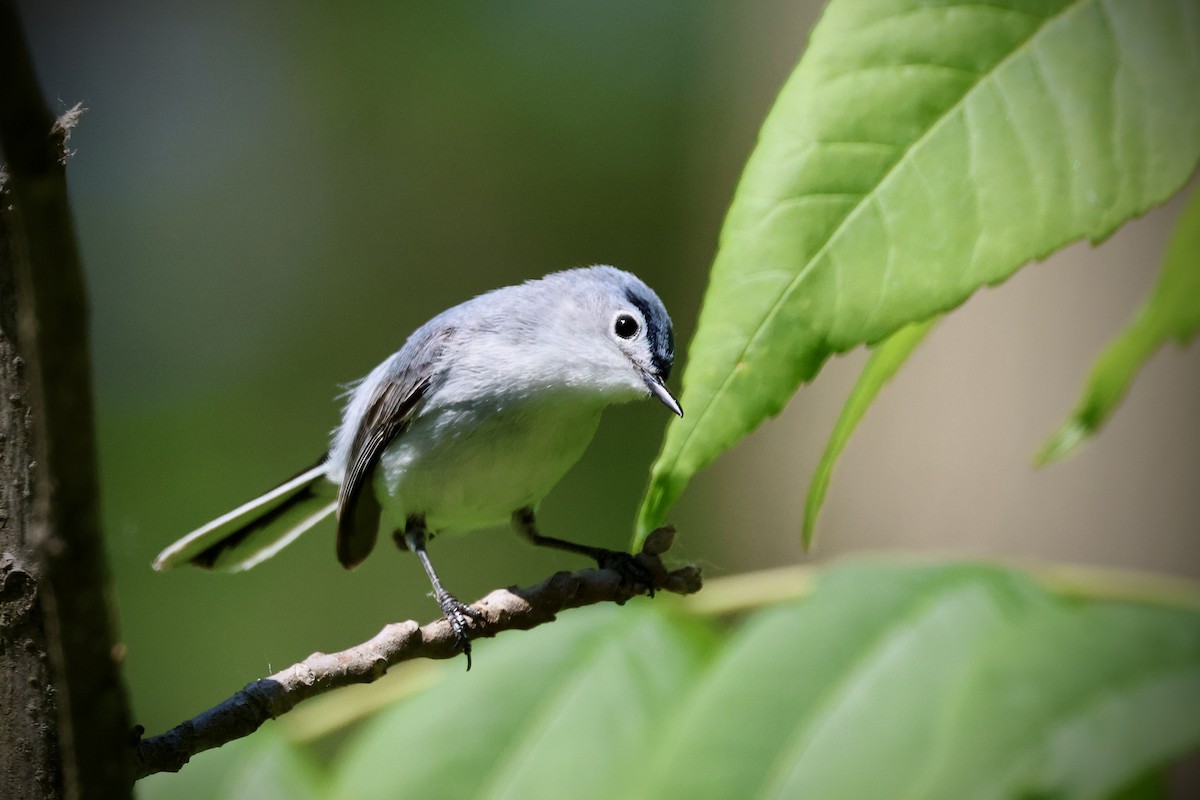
[
  {"x1": 853, "y1": 2, "x2": 1051, "y2": 38},
  {"x1": 671, "y1": 0, "x2": 1088, "y2": 468},
  {"x1": 757, "y1": 578, "x2": 998, "y2": 800}
]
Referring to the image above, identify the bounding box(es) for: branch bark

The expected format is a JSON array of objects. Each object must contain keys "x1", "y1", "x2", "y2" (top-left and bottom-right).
[
  {"x1": 135, "y1": 527, "x2": 701, "y2": 779},
  {"x1": 0, "y1": 2, "x2": 135, "y2": 797}
]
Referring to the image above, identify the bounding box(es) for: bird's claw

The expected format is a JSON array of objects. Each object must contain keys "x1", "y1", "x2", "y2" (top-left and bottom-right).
[
  {"x1": 595, "y1": 549, "x2": 657, "y2": 598},
  {"x1": 435, "y1": 590, "x2": 483, "y2": 670}
]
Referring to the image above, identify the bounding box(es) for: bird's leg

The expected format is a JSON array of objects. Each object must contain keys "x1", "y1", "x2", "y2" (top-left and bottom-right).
[
  {"x1": 402, "y1": 518, "x2": 483, "y2": 669},
  {"x1": 512, "y1": 507, "x2": 656, "y2": 598}
]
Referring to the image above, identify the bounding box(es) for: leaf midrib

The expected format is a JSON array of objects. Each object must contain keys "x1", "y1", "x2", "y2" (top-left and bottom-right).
[
  {"x1": 756, "y1": 577, "x2": 1006, "y2": 799},
  {"x1": 665, "y1": 0, "x2": 1083, "y2": 479}
]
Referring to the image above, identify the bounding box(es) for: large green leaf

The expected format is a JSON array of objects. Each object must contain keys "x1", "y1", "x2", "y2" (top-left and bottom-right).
[
  {"x1": 636, "y1": 0, "x2": 1200, "y2": 539},
  {"x1": 645, "y1": 564, "x2": 1200, "y2": 800},
  {"x1": 319, "y1": 562, "x2": 1200, "y2": 800},
  {"x1": 1036, "y1": 188, "x2": 1200, "y2": 465},
  {"x1": 635, "y1": 562, "x2": 1051, "y2": 800},
  {"x1": 918, "y1": 602, "x2": 1200, "y2": 800},
  {"x1": 328, "y1": 604, "x2": 717, "y2": 800},
  {"x1": 136, "y1": 564, "x2": 1200, "y2": 800},
  {"x1": 803, "y1": 317, "x2": 938, "y2": 547}
]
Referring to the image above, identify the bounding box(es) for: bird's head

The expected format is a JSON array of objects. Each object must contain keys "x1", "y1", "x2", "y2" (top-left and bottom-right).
[{"x1": 540, "y1": 266, "x2": 682, "y2": 417}]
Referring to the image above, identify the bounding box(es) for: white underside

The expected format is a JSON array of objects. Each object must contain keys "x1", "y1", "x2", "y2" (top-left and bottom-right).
[{"x1": 373, "y1": 394, "x2": 606, "y2": 533}]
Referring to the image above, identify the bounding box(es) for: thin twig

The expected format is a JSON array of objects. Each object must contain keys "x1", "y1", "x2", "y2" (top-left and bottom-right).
[{"x1": 134, "y1": 527, "x2": 701, "y2": 779}]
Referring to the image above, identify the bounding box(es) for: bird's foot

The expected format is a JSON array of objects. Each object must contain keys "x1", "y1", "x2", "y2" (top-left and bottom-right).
[
  {"x1": 594, "y1": 549, "x2": 657, "y2": 599},
  {"x1": 435, "y1": 590, "x2": 485, "y2": 670}
]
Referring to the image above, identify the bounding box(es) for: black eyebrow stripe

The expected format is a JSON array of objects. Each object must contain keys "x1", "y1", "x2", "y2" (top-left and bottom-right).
[{"x1": 624, "y1": 288, "x2": 673, "y2": 380}]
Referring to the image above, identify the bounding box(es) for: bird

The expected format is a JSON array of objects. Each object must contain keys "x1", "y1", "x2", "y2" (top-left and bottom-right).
[{"x1": 153, "y1": 265, "x2": 682, "y2": 665}]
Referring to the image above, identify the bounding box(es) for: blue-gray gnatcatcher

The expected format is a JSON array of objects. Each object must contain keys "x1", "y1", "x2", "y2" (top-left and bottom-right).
[{"x1": 154, "y1": 266, "x2": 681, "y2": 662}]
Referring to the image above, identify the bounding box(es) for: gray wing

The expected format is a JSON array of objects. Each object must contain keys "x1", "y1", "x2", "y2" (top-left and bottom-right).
[{"x1": 335, "y1": 326, "x2": 453, "y2": 568}]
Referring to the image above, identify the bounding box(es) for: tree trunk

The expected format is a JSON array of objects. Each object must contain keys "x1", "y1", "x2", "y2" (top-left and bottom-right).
[
  {"x1": 0, "y1": 1, "x2": 136, "y2": 796},
  {"x1": 0, "y1": 174, "x2": 61, "y2": 800}
]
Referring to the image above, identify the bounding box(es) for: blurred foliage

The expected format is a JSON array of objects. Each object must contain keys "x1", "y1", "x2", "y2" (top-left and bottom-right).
[
  {"x1": 138, "y1": 561, "x2": 1200, "y2": 800},
  {"x1": 1037, "y1": 189, "x2": 1200, "y2": 465},
  {"x1": 12, "y1": 0, "x2": 1200, "y2": 797},
  {"x1": 138, "y1": 728, "x2": 324, "y2": 800},
  {"x1": 803, "y1": 317, "x2": 938, "y2": 546},
  {"x1": 20, "y1": 0, "x2": 788, "y2": 736},
  {"x1": 636, "y1": 0, "x2": 1200, "y2": 541}
]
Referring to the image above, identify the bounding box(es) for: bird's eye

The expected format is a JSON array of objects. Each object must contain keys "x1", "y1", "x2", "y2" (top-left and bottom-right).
[{"x1": 614, "y1": 313, "x2": 639, "y2": 339}]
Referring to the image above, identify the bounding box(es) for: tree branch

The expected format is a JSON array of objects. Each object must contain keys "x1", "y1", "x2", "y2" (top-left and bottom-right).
[{"x1": 134, "y1": 527, "x2": 701, "y2": 780}]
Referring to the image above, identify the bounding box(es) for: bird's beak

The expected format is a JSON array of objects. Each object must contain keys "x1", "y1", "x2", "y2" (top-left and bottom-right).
[{"x1": 644, "y1": 372, "x2": 683, "y2": 417}]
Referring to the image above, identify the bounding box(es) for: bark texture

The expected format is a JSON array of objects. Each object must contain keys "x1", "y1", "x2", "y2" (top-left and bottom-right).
[
  {"x1": 0, "y1": 1, "x2": 136, "y2": 796},
  {"x1": 0, "y1": 172, "x2": 61, "y2": 800}
]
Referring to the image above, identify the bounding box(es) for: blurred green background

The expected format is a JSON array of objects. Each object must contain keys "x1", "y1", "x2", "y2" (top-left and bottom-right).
[{"x1": 15, "y1": 0, "x2": 1199, "y2": 743}]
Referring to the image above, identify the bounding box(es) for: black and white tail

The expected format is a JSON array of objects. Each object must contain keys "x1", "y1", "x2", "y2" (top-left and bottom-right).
[{"x1": 153, "y1": 459, "x2": 336, "y2": 572}]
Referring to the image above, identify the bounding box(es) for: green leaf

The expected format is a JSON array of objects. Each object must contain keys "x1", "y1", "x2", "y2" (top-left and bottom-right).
[
  {"x1": 319, "y1": 562, "x2": 1200, "y2": 800},
  {"x1": 328, "y1": 605, "x2": 717, "y2": 800},
  {"x1": 636, "y1": 0, "x2": 1200, "y2": 540},
  {"x1": 919, "y1": 602, "x2": 1200, "y2": 800},
  {"x1": 634, "y1": 562, "x2": 1200, "y2": 800},
  {"x1": 1036, "y1": 189, "x2": 1200, "y2": 465},
  {"x1": 636, "y1": 563, "x2": 1052, "y2": 800},
  {"x1": 803, "y1": 317, "x2": 938, "y2": 548},
  {"x1": 137, "y1": 728, "x2": 325, "y2": 800},
  {"x1": 215, "y1": 735, "x2": 326, "y2": 800}
]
